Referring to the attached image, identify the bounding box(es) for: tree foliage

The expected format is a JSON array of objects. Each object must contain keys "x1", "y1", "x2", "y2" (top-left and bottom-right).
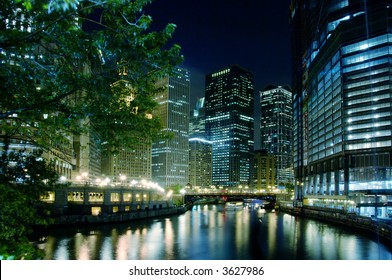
[
  {"x1": 0, "y1": 0, "x2": 183, "y2": 156},
  {"x1": 0, "y1": 149, "x2": 59, "y2": 259},
  {"x1": 0, "y1": 0, "x2": 183, "y2": 259}
]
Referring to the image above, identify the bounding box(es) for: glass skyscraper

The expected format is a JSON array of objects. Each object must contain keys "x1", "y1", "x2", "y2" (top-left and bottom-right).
[
  {"x1": 189, "y1": 97, "x2": 212, "y2": 188},
  {"x1": 189, "y1": 97, "x2": 206, "y2": 139},
  {"x1": 205, "y1": 65, "x2": 254, "y2": 188},
  {"x1": 291, "y1": 0, "x2": 392, "y2": 216},
  {"x1": 259, "y1": 85, "x2": 294, "y2": 185},
  {"x1": 152, "y1": 68, "x2": 190, "y2": 188}
]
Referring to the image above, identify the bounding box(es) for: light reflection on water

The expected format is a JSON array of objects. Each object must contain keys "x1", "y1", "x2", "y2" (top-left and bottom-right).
[{"x1": 32, "y1": 204, "x2": 392, "y2": 260}]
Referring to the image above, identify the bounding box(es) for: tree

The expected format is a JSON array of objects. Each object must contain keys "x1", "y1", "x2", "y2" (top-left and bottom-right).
[
  {"x1": 0, "y1": 0, "x2": 183, "y2": 156},
  {"x1": 0, "y1": 150, "x2": 59, "y2": 259},
  {"x1": 0, "y1": 0, "x2": 183, "y2": 258},
  {"x1": 284, "y1": 182, "x2": 294, "y2": 193},
  {"x1": 167, "y1": 183, "x2": 183, "y2": 194}
]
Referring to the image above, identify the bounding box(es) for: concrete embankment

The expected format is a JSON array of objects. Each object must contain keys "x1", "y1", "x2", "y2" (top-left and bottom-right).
[
  {"x1": 279, "y1": 204, "x2": 392, "y2": 243},
  {"x1": 51, "y1": 205, "x2": 190, "y2": 226}
]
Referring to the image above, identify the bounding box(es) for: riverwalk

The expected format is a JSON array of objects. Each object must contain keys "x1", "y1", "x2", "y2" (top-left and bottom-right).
[{"x1": 279, "y1": 204, "x2": 392, "y2": 243}]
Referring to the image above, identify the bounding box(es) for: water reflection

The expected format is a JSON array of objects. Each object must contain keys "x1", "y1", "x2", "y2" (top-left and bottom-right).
[{"x1": 33, "y1": 205, "x2": 392, "y2": 260}]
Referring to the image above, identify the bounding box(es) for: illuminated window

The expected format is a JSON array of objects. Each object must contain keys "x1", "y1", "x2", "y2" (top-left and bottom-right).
[
  {"x1": 347, "y1": 140, "x2": 391, "y2": 150},
  {"x1": 40, "y1": 191, "x2": 55, "y2": 202},
  {"x1": 110, "y1": 192, "x2": 120, "y2": 202},
  {"x1": 91, "y1": 207, "x2": 101, "y2": 216},
  {"x1": 123, "y1": 192, "x2": 132, "y2": 202},
  {"x1": 342, "y1": 35, "x2": 391, "y2": 54},
  {"x1": 88, "y1": 192, "x2": 103, "y2": 202},
  {"x1": 67, "y1": 191, "x2": 84, "y2": 202}
]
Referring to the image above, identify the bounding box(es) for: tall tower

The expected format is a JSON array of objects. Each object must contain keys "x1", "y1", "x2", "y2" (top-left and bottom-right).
[
  {"x1": 259, "y1": 85, "x2": 293, "y2": 186},
  {"x1": 188, "y1": 138, "x2": 212, "y2": 188},
  {"x1": 189, "y1": 97, "x2": 206, "y2": 139},
  {"x1": 188, "y1": 97, "x2": 212, "y2": 188},
  {"x1": 152, "y1": 68, "x2": 190, "y2": 188},
  {"x1": 205, "y1": 65, "x2": 254, "y2": 188},
  {"x1": 291, "y1": 0, "x2": 392, "y2": 204}
]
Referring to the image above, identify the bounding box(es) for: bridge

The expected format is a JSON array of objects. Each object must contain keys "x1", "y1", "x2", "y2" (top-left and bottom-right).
[{"x1": 182, "y1": 191, "x2": 278, "y2": 208}]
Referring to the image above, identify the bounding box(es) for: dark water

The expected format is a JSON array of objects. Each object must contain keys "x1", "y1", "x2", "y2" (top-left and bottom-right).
[{"x1": 32, "y1": 204, "x2": 392, "y2": 260}]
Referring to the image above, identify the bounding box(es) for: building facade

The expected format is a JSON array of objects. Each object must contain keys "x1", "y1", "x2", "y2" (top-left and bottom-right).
[
  {"x1": 205, "y1": 65, "x2": 254, "y2": 188},
  {"x1": 253, "y1": 149, "x2": 276, "y2": 191},
  {"x1": 43, "y1": 183, "x2": 168, "y2": 216},
  {"x1": 0, "y1": 9, "x2": 98, "y2": 182},
  {"x1": 72, "y1": 127, "x2": 102, "y2": 181},
  {"x1": 188, "y1": 97, "x2": 212, "y2": 188},
  {"x1": 259, "y1": 85, "x2": 294, "y2": 186},
  {"x1": 152, "y1": 68, "x2": 190, "y2": 188},
  {"x1": 291, "y1": 0, "x2": 392, "y2": 217},
  {"x1": 189, "y1": 97, "x2": 206, "y2": 139},
  {"x1": 188, "y1": 138, "x2": 212, "y2": 188},
  {"x1": 101, "y1": 141, "x2": 152, "y2": 182}
]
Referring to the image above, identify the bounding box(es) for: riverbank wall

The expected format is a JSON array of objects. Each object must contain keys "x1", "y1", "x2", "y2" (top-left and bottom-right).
[
  {"x1": 279, "y1": 204, "x2": 392, "y2": 243},
  {"x1": 50, "y1": 205, "x2": 191, "y2": 226}
]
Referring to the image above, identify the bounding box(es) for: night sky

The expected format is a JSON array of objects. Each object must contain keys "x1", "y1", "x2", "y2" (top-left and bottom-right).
[{"x1": 147, "y1": 0, "x2": 293, "y2": 107}]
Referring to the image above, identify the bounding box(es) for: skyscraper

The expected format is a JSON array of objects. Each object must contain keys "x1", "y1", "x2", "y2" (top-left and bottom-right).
[
  {"x1": 0, "y1": 10, "x2": 98, "y2": 181},
  {"x1": 101, "y1": 142, "x2": 152, "y2": 182},
  {"x1": 291, "y1": 0, "x2": 392, "y2": 214},
  {"x1": 152, "y1": 68, "x2": 190, "y2": 188},
  {"x1": 189, "y1": 138, "x2": 212, "y2": 188},
  {"x1": 205, "y1": 65, "x2": 254, "y2": 188},
  {"x1": 189, "y1": 97, "x2": 212, "y2": 188},
  {"x1": 259, "y1": 85, "x2": 293, "y2": 186},
  {"x1": 189, "y1": 97, "x2": 206, "y2": 139}
]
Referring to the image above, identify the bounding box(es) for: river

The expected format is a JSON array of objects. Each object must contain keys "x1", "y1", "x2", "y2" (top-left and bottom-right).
[{"x1": 31, "y1": 204, "x2": 392, "y2": 260}]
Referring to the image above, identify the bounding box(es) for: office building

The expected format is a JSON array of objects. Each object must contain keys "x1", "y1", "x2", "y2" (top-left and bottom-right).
[
  {"x1": 253, "y1": 149, "x2": 276, "y2": 191},
  {"x1": 189, "y1": 97, "x2": 206, "y2": 139},
  {"x1": 188, "y1": 97, "x2": 212, "y2": 188},
  {"x1": 205, "y1": 65, "x2": 254, "y2": 188},
  {"x1": 291, "y1": 0, "x2": 392, "y2": 217},
  {"x1": 189, "y1": 138, "x2": 212, "y2": 188},
  {"x1": 152, "y1": 68, "x2": 190, "y2": 188},
  {"x1": 259, "y1": 85, "x2": 294, "y2": 186},
  {"x1": 72, "y1": 127, "x2": 102, "y2": 181},
  {"x1": 100, "y1": 79, "x2": 152, "y2": 183},
  {"x1": 1, "y1": 9, "x2": 86, "y2": 181},
  {"x1": 101, "y1": 141, "x2": 152, "y2": 182}
]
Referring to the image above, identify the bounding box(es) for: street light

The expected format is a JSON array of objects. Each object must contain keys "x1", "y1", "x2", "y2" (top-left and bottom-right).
[
  {"x1": 119, "y1": 175, "x2": 126, "y2": 185},
  {"x1": 103, "y1": 177, "x2": 110, "y2": 186},
  {"x1": 80, "y1": 172, "x2": 89, "y2": 185},
  {"x1": 130, "y1": 180, "x2": 138, "y2": 188},
  {"x1": 166, "y1": 190, "x2": 173, "y2": 201},
  {"x1": 180, "y1": 189, "x2": 186, "y2": 205}
]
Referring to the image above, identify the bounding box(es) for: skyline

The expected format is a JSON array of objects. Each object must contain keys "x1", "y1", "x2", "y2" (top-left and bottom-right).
[
  {"x1": 147, "y1": 0, "x2": 292, "y2": 106},
  {"x1": 2, "y1": 0, "x2": 392, "y2": 266}
]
